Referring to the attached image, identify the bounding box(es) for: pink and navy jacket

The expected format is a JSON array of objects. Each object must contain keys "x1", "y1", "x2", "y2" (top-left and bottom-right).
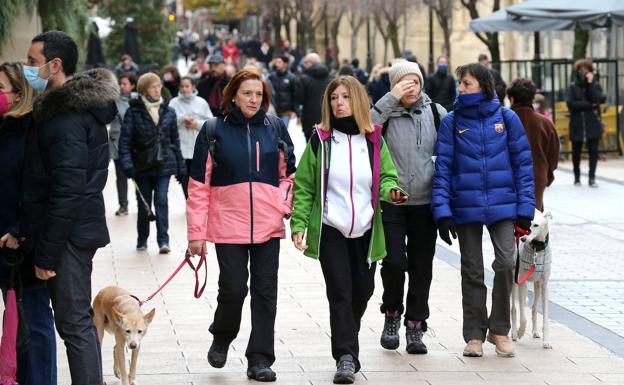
[{"x1": 186, "y1": 108, "x2": 296, "y2": 244}]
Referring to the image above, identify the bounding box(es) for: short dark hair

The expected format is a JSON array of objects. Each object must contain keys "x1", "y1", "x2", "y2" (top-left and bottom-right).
[
  {"x1": 478, "y1": 54, "x2": 489, "y2": 62},
  {"x1": 351, "y1": 58, "x2": 360, "y2": 68},
  {"x1": 32, "y1": 31, "x2": 78, "y2": 76},
  {"x1": 180, "y1": 76, "x2": 195, "y2": 86},
  {"x1": 118, "y1": 72, "x2": 138, "y2": 86},
  {"x1": 456, "y1": 63, "x2": 495, "y2": 100},
  {"x1": 337, "y1": 65, "x2": 354, "y2": 76},
  {"x1": 506, "y1": 78, "x2": 537, "y2": 105}
]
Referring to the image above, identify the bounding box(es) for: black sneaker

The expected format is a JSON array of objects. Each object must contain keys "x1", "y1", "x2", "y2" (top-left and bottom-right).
[
  {"x1": 246, "y1": 364, "x2": 276, "y2": 382},
  {"x1": 333, "y1": 354, "x2": 355, "y2": 384},
  {"x1": 115, "y1": 206, "x2": 128, "y2": 216},
  {"x1": 574, "y1": 179, "x2": 581, "y2": 186},
  {"x1": 380, "y1": 310, "x2": 401, "y2": 350},
  {"x1": 589, "y1": 178, "x2": 598, "y2": 188},
  {"x1": 405, "y1": 320, "x2": 427, "y2": 354},
  {"x1": 207, "y1": 341, "x2": 228, "y2": 368}
]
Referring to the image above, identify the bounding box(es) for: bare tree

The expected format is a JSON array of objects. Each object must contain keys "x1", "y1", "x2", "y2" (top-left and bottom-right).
[
  {"x1": 376, "y1": 0, "x2": 420, "y2": 59},
  {"x1": 460, "y1": 0, "x2": 501, "y2": 67},
  {"x1": 426, "y1": 0, "x2": 454, "y2": 60},
  {"x1": 346, "y1": 1, "x2": 367, "y2": 60},
  {"x1": 328, "y1": 2, "x2": 346, "y2": 68}
]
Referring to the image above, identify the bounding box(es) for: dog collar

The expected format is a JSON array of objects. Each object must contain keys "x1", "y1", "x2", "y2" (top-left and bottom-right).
[
  {"x1": 530, "y1": 233, "x2": 549, "y2": 252},
  {"x1": 130, "y1": 294, "x2": 143, "y2": 306}
]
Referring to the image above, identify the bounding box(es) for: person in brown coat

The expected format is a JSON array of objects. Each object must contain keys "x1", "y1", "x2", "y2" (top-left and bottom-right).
[{"x1": 507, "y1": 78, "x2": 559, "y2": 211}]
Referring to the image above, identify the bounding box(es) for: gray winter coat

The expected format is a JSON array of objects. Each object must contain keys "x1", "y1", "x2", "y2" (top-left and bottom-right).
[
  {"x1": 371, "y1": 92, "x2": 447, "y2": 205},
  {"x1": 109, "y1": 93, "x2": 134, "y2": 159}
]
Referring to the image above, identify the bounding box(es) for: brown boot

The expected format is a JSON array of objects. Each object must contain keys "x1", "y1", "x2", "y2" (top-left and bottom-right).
[
  {"x1": 463, "y1": 339, "x2": 483, "y2": 357},
  {"x1": 487, "y1": 332, "x2": 515, "y2": 357}
]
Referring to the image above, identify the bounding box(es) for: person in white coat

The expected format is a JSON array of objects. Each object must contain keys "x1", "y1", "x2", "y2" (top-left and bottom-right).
[{"x1": 169, "y1": 76, "x2": 213, "y2": 198}]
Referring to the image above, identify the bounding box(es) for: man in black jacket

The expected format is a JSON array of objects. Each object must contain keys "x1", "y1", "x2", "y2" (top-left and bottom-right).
[
  {"x1": 22, "y1": 31, "x2": 119, "y2": 385},
  {"x1": 269, "y1": 55, "x2": 299, "y2": 128},
  {"x1": 296, "y1": 53, "x2": 330, "y2": 140},
  {"x1": 479, "y1": 53, "x2": 506, "y2": 104},
  {"x1": 197, "y1": 53, "x2": 230, "y2": 117},
  {"x1": 425, "y1": 56, "x2": 456, "y2": 112}
]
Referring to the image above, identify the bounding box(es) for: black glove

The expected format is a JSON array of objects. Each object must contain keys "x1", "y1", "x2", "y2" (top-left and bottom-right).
[
  {"x1": 437, "y1": 217, "x2": 457, "y2": 246},
  {"x1": 515, "y1": 216, "x2": 532, "y2": 234},
  {"x1": 175, "y1": 170, "x2": 187, "y2": 184}
]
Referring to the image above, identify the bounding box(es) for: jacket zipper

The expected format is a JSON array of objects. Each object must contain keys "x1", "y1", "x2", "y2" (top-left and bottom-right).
[
  {"x1": 317, "y1": 137, "x2": 326, "y2": 255},
  {"x1": 247, "y1": 123, "x2": 254, "y2": 243},
  {"x1": 256, "y1": 140, "x2": 260, "y2": 172},
  {"x1": 347, "y1": 135, "x2": 355, "y2": 237},
  {"x1": 481, "y1": 119, "x2": 488, "y2": 223}
]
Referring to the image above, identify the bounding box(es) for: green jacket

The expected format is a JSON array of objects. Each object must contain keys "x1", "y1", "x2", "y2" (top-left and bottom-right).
[{"x1": 290, "y1": 125, "x2": 405, "y2": 262}]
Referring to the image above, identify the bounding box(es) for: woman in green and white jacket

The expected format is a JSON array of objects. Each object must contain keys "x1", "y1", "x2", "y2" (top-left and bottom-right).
[{"x1": 290, "y1": 75, "x2": 407, "y2": 385}]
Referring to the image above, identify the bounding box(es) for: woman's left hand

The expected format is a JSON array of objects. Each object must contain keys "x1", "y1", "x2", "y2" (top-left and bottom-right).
[{"x1": 390, "y1": 189, "x2": 408, "y2": 204}]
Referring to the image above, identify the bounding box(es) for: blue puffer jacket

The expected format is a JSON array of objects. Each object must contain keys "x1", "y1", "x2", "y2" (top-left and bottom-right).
[{"x1": 432, "y1": 93, "x2": 535, "y2": 226}]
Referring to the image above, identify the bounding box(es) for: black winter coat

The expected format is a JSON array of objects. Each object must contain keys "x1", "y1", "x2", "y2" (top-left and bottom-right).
[
  {"x1": 269, "y1": 70, "x2": 299, "y2": 114},
  {"x1": 118, "y1": 98, "x2": 185, "y2": 178},
  {"x1": 297, "y1": 64, "x2": 330, "y2": 134},
  {"x1": 368, "y1": 73, "x2": 391, "y2": 105},
  {"x1": 21, "y1": 68, "x2": 118, "y2": 270},
  {"x1": 566, "y1": 77, "x2": 604, "y2": 141},
  {"x1": 425, "y1": 71, "x2": 456, "y2": 112},
  {"x1": 197, "y1": 74, "x2": 230, "y2": 117}
]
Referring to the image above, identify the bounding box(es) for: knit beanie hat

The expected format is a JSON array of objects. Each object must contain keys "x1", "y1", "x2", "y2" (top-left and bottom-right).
[
  {"x1": 389, "y1": 60, "x2": 423, "y2": 89},
  {"x1": 137, "y1": 72, "x2": 162, "y2": 96}
]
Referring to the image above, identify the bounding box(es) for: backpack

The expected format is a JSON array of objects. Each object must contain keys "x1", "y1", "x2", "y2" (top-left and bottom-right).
[
  {"x1": 202, "y1": 114, "x2": 288, "y2": 167},
  {"x1": 382, "y1": 102, "x2": 441, "y2": 135}
]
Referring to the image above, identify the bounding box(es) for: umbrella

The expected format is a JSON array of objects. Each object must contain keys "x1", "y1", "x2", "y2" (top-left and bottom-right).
[
  {"x1": 506, "y1": 0, "x2": 624, "y2": 27},
  {"x1": 0, "y1": 289, "x2": 18, "y2": 385},
  {"x1": 469, "y1": 9, "x2": 575, "y2": 32}
]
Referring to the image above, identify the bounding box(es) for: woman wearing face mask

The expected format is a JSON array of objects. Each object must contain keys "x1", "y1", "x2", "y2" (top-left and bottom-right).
[
  {"x1": 371, "y1": 60, "x2": 446, "y2": 355},
  {"x1": 118, "y1": 72, "x2": 186, "y2": 254},
  {"x1": 162, "y1": 65, "x2": 181, "y2": 97},
  {"x1": 425, "y1": 56, "x2": 456, "y2": 112},
  {"x1": 0, "y1": 61, "x2": 57, "y2": 385},
  {"x1": 290, "y1": 76, "x2": 407, "y2": 384},
  {"x1": 432, "y1": 63, "x2": 535, "y2": 359},
  {"x1": 109, "y1": 72, "x2": 138, "y2": 216},
  {"x1": 566, "y1": 59, "x2": 604, "y2": 187},
  {"x1": 186, "y1": 69, "x2": 295, "y2": 382},
  {"x1": 169, "y1": 76, "x2": 214, "y2": 198}
]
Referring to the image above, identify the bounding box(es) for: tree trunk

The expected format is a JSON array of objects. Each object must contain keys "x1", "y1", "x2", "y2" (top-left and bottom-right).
[
  {"x1": 331, "y1": 11, "x2": 344, "y2": 69},
  {"x1": 271, "y1": 6, "x2": 282, "y2": 50},
  {"x1": 489, "y1": 33, "x2": 501, "y2": 70},
  {"x1": 573, "y1": 25, "x2": 589, "y2": 60},
  {"x1": 388, "y1": 20, "x2": 401, "y2": 58},
  {"x1": 402, "y1": 12, "x2": 407, "y2": 54}
]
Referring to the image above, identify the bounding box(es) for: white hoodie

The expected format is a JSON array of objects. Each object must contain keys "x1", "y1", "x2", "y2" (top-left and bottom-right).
[{"x1": 169, "y1": 91, "x2": 214, "y2": 159}]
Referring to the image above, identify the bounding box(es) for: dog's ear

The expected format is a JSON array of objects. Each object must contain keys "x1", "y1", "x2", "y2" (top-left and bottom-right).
[
  {"x1": 144, "y1": 308, "x2": 156, "y2": 324},
  {"x1": 544, "y1": 210, "x2": 553, "y2": 220}
]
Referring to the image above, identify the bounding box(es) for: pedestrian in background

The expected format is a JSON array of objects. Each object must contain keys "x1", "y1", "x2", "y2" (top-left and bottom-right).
[
  {"x1": 268, "y1": 55, "x2": 299, "y2": 128},
  {"x1": 432, "y1": 63, "x2": 535, "y2": 359},
  {"x1": 187, "y1": 69, "x2": 295, "y2": 382},
  {"x1": 162, "y1": 64, "x2": 181, "y2": 98},
  {"x1": 290, "y1": 76, "x2": 407, "y2": 384},
  {"x1": 197, "y1": 53, "x2": 230, "y2": 118},
  {"x1": 508, "y1": 78, "x2": 560, "y2": 211},
  {"x1": 109, "y1": 71, "x2": 137, "y2": 216},
  {"x1": 478, "y1": 54, "x2": 506, "y2": 104},
  {"x1": 371, "y1": 61, "x2": 447, "y2": 355},
  {"x1": 21, "y1": 31, "x2": 119, "y2": 385},
  {"x1": 114, "y1": 53, "x2": 139, "y2": 75},
  {"x1": 0, "y1": 60, "x2": 57, "y2": 385},
  {"x1": 533, "y1": 93, "x2": 553, "y2": 123},
  {"x1": 351, "y1": 58, "x2": 368, "y2": 86},
  {"x1": 297, "y1": 53, "x2": 330, "y2": 141},
  {"x1": 426, "y1": 56, "x2": 456, "y2": 112},
  {"x1": 169, "y1": 76, "x2": 213, "y2": 199},
  {"x1": 119, "y1": 72, "x2": 186, "y2": 254},
  {"x1": 566, "y1": 58, "x2": 603, "y2": 187},
  {"x1": 367, "y1": 64, "x2": 391, "y2": 104}
]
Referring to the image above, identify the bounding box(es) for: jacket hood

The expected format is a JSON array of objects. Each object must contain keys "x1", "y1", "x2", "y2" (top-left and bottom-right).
[
  {"x1": 34, "y1": 68, "x2": 119, "y2": 124},
  {"x1": 454, "y1": 92, "x2": 500, "y2": 119},
  {"x1": 304, "y1": 64, "x2": 330, "y2": 79}
]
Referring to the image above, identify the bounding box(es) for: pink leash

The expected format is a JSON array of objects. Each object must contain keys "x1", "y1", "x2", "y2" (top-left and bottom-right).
[{"x1": 514, "y1": 226, "x2": 534, "y2": 285}]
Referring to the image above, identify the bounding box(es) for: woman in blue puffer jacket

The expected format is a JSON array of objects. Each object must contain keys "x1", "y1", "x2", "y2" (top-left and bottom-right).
[{"x1": 432, "y1": 63, "x2": 535, "y2": 359}]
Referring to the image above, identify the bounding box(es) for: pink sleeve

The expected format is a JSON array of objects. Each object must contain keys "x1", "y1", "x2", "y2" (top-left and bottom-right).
[
  {"x1": 186, "y1": 156, "x2": 213, "y2": 241},
  {"x1": 278, "y1": 150, "x2": 295, "y2": 216}
]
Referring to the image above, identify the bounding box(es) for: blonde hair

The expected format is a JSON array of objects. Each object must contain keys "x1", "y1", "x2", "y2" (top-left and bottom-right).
[
  {"x1": 0, "y1": 62, "x2": 38, "y2": 118},
  {"x1": 137, "y1": 72, "x2": 162, "y2": 96},
  {"x1": 320, "y1": 76, "x2": 373, "y2": 134}
]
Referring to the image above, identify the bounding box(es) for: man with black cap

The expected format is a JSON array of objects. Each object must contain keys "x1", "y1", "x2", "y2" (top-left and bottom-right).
[
  {"x1": 197, "y1": 53, "x2": 230, "y2": 117},
  {"x1": 269, "y1": 55, "x2": 300, "y2": 128}
]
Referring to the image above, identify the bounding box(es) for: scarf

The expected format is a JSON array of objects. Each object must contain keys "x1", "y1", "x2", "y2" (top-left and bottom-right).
[
  {"x1": 330, "y1": 115, "x2": 360, "y2": 135},
  {"x1": 142, "y1": 95, "x2": 162, "y2": 125}
]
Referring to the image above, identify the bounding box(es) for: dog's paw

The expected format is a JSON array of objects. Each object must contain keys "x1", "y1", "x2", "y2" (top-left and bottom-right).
[
  {"x1": 543, "y1": 341, "x2": 553, "y2": 349},
  {"x1": 517, "y1": 325, "x2": 526, "y2": 339},
  {"x1": 533, "y1": 331, "x2": 541, "y2": 339},
  {"x1": 511, "y1": 330, "x2": 519, "y2": 341}
]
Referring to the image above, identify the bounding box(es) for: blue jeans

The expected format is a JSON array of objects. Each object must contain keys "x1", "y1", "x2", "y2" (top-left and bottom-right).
[{"x1": 135, "y1": 175, "x2": 171, "y2": 246}]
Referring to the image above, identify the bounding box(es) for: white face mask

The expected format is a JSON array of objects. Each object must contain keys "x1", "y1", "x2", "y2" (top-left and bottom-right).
[{"x1": 532, "y1": 103, "x2": 540, "y2": 110}]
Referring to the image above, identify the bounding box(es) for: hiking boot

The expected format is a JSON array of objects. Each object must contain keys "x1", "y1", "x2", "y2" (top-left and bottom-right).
[
  {"x1": 115, "y1": 206, "x2": 128, "y2": 216},
  {"x1": 380, "y1": 311, "x2": 401, "y2": 350},
  {"x1": 333, "y1": 354, "x2": 355, "y2": 384},
  {"x1": 247, "y1": 364, "x2": 276, "y2": 382},
  {"x1": 159, "y1": 244, "x2": 171, "y2": 254},
  {"x1": 405, "y1": 320, "x2": 427, "y2": 354},
  {"x1": 207, "y1": 341, "x2": 229, "y2": 368},
  {"x1": 463, "y1": 339, "x2": 483, "y2": 357},
  {"x1": 487, "y1": 332, "x2": 515, "y2": 357},
  {"x1": 588, "y1": 178, "x2": 598, "y2": 188}
]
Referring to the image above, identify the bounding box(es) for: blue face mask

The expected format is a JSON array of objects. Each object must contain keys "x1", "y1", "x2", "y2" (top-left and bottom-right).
[
  {"x1": 438, "y1": 64, "x2": 448, "y2": 74},
  {"x1": 23, "y1": 62, "x2": 52, "y2": 91}
]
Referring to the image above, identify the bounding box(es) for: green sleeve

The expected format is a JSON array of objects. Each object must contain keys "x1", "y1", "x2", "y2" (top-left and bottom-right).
[
  {"x1": 290, "y1": 140, "x2": 317, "y2": 235},
  {"x1": 379, "y1": 139, "x2": 406, "y2": 201}
]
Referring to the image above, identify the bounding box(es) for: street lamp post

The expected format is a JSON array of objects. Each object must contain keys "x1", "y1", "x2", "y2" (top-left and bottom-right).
[
  {"x1": 428, "y1": 3, "x2": 434, "y2": 74},
  {"x1": 366, "y1": 15, "x2": 372, "y2": 73}
]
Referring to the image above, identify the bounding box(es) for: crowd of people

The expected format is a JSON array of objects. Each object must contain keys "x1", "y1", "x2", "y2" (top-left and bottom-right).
[{"x1": 0, "y1": 26, "x2": 606, "y2": 385}]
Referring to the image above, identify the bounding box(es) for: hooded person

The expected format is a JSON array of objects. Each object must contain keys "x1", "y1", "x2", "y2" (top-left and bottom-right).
[{"x1": 371, "y1": 59, "x2": 447, "y2": 355}]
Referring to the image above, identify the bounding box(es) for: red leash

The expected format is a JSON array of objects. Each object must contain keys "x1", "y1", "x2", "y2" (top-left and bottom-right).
[
  {"x1": 514, "y1": 226, "x2": 534, "y2": 285},
  {"x1": 139, "y1": 248, "x2": 207, "y2": 306}
]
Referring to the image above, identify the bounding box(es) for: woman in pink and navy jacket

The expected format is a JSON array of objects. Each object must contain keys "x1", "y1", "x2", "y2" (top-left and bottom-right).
[{"x1": 186, "y1": 69, "x2": 295, "y2": 382}]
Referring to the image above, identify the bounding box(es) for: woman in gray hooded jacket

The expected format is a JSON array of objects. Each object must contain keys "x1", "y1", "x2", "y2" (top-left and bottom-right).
[{"x1": 371, "y1": 60, "x2": 446, "y2": 355}]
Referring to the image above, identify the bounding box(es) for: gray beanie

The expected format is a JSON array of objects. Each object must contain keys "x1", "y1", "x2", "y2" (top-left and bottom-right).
[{"x1": 389, "y1": 61, "x2": 423, "y2": 89}]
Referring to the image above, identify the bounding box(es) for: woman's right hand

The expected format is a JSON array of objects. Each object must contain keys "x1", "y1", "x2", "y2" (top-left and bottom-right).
[
  {"x1": 292, "y1": 232, "x2": 307, "y2": 251},
  {"x1": 391, "y1": 79, "x2": 416, "y2": 100},
  {"x1": 188, "y1": 240, "x2": 205, "y2": 255}
]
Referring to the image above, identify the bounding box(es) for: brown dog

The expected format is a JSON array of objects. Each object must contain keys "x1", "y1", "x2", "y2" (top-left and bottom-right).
[{"x1": 93, "y1": 286, "x2": 155, "y2": 385}]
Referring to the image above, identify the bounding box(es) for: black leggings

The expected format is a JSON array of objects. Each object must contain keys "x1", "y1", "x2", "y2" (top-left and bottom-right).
[{"x1": 572, "y1": 139, "x2": 599, "y2": 180}]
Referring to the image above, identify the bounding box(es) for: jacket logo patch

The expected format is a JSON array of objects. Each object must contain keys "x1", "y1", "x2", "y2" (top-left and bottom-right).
[
  {"x1": 458, "y1": 129, "x2": 469, "y2": 134},
  {"x1": 495, "y1": 123, "x2": 504, "y2": 133}
]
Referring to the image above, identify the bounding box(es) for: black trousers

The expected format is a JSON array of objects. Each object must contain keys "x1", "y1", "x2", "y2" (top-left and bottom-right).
[
  {"x1": 379, "y1": 202, "x2": 437, "y2": 328},
  {"x1": 210, "y1": 238, "x2": 279, "y2": 367},
  {"x1": 48, "y1": 242, "x2": 102, "y2": 385},
  {"x1": 572, "y1": 139, "x2": 599, "y2": 180},
  {"x1": 114, "y1": 159, "x2": 128, "y2": 208},
  {"x1": 181, "y1": 159, "x2": 192, "y2": 200},
  {"x1": 319, "y1": 225, "x2": 376, "y2": 372}
]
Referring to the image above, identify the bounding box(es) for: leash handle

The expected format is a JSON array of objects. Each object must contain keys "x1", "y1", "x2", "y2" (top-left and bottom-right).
[{"x1": 514, "y1": 225, "x2": 533, "y2": 285}]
